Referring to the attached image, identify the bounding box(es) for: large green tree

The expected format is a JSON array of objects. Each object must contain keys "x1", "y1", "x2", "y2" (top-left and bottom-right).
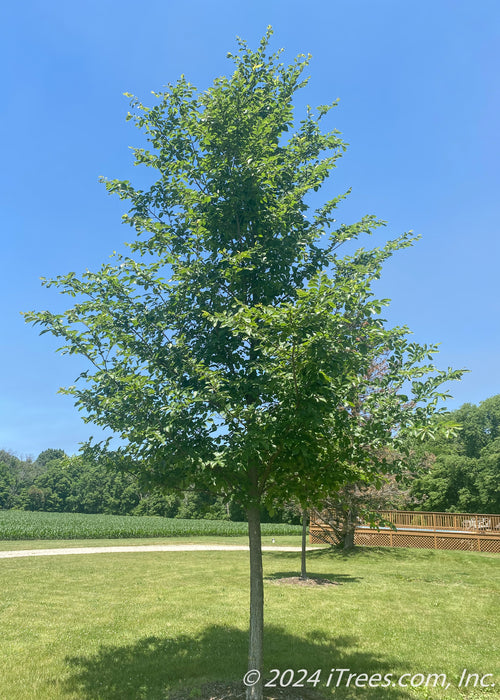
[{"x1": 26, "y1": 30, "x2": 462, "y2": 699}]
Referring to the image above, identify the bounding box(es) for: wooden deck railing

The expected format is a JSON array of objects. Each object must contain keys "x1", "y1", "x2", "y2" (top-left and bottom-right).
[
  {"x1": 365, "y1": 510, "x2": 500, "y2": 534},
  {"x1": 309, "y1": 509, "x2": 500, "y2": 553}
]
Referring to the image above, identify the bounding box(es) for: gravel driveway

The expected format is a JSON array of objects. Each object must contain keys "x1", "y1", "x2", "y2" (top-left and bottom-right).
[{"x1": 0, "y1": 544, "x2": 318, "y2": 559}]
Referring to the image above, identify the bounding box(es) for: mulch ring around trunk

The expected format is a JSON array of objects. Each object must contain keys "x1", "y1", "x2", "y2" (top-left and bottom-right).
[
  {"x1": 169, "y1": 680, "x2": 328, "y2": 699},
  {"x1": 265, "y1": 575, "x2": 341, "y2": 587}
]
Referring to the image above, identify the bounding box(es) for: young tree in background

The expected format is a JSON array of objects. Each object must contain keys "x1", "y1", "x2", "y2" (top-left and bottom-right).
[
  {"x1": 26, "y1": 29, "x2": 463, "y2": 699},
  {"x1": 312, "y1": 476, "x2": 413, "y2": 551}
]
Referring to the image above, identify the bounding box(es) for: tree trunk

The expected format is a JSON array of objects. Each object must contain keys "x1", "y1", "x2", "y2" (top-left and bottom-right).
[
  {"x1": 300, "y1": 509, "x2": 308, "y2": 579},
  {"x1": 343, "y1": 508, "x2": 355, "y2": 550},
  {"x1": 246, "y1": 502, "x2": 264, "y2": 700},
  {"x1": 343, "y1": 526, "x2": 355, "y2": 549}
]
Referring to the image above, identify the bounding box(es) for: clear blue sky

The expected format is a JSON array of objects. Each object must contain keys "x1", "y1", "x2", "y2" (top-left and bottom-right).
[{"x1": 1, "y1": 0, "x2": 499, "y2": 458}]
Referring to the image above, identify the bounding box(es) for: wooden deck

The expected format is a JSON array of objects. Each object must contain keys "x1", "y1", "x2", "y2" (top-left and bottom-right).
[{"x1": 310, "y1": 510, "x2": 500, "y2": 553}]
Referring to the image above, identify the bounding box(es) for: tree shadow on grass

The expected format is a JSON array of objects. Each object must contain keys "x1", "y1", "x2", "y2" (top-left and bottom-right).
[
  {"x1": 62, "y1": 624, "x2": 417, "y2": 700},
  {"x1": 265, "y1": 572, "x2": 361, "y2": 585},
  {"x1": 302, "y1": 546, "x2": 440, "y2": 562},
  {"x1": 264, "y1": 547, "x2": 441, "y2": 588},
  {"x1": 266, "y1": 550, "x2": 364, "y2": 583},
  {"x1": 305, "y1": 546, "x2": 388, "y2": 559}
]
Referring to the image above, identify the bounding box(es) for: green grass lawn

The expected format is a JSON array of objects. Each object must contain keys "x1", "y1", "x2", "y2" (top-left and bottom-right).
[{"x1": 0, "y1": 545, "x2": 498, "y2": 699}]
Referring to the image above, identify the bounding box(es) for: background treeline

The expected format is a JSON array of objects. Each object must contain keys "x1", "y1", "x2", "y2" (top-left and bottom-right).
[
  {"x1": 1, "y1": 395, "x2": 499, "y2": 518},
  {"x1": 0, "y1": 448, "x2": 299, "y2": 523},
  {"x1": 409, "y1": 393, "x2": 500, "y2": 513}
]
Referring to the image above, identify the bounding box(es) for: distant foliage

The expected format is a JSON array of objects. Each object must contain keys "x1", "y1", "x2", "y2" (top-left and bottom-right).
[
  {"x1": 3, "y1": 397, "x2": 498, "y2": 518},
  {"x1": 0, "y1": 449, "x2": 298, "y2": 523},
  {"x1": 410, "y1": 394, "x2": 500, "y2": 513}
]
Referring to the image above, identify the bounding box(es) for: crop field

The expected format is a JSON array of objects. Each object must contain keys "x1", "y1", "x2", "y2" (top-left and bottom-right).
[{"x1": 0, "y1": 510, "x2": 302, "y2": 541}]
